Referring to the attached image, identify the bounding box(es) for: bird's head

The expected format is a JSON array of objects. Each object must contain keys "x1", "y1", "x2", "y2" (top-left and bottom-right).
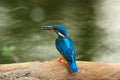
[{"x1": 42, "y1": 25, "x2": 68, "y2": 38}]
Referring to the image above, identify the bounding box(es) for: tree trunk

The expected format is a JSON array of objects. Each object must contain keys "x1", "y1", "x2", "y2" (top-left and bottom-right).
[{"x1": 0, "y1": 61, "x2": 120, "y2": 80}]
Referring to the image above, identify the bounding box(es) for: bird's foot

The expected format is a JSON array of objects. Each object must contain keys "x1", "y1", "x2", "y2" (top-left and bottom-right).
[
  {"x1": 57, "y1": 59, "x2": 66, "y2": 63},
  {"x1": 57, "y1": 59, "x2": 62, "y2": 63}
]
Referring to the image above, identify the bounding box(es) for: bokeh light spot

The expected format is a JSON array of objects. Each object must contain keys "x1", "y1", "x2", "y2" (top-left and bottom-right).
[{"x1": 30, "y1": 7, "x2": 45, "y2": 22}]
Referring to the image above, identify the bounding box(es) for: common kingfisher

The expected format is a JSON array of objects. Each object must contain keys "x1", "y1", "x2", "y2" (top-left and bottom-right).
[{"x1": 42, "y1": 25, "x2": 78, "y2": 73}]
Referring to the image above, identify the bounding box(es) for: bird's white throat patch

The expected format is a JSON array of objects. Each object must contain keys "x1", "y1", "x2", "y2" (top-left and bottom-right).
[{"x1": 58, "y1": 32, "x2": 65, "y2": 38}]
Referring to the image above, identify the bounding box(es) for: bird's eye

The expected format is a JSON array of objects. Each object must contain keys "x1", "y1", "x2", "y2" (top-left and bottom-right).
[
  {"x1": 53, "y1": 28, "x2": 57, "y2": 30},
  {"x1": 53, "y1": 28, "x2": 59, "y2": 32},
  {"x1": 56, "y1": 30, "x2": 60, "y2": 32}
]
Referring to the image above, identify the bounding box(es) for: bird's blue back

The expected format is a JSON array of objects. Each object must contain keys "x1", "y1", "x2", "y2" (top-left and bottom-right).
[{"x1": 55, "y1": 37, "x2": 76, "y2": 62}]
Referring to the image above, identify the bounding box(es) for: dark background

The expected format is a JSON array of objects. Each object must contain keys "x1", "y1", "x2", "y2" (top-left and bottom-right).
[{"x1": 0, "y1": 0, "x2": 120, "y2": 63}]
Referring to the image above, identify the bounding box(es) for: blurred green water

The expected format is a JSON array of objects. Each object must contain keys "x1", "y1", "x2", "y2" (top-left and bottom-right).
[{"x1": 0, "y1": 0, "x2": 106, "y2": 63}]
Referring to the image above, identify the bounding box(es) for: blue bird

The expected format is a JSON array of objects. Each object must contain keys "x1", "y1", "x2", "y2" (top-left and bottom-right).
[{"x1": 42, "y1": 25, "x2": 78, "y2": 73}]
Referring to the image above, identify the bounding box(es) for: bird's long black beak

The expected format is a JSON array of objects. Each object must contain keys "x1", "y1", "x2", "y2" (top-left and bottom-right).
[{"x1": 41, "y1": 26, "x2": 53, "y2": 30}]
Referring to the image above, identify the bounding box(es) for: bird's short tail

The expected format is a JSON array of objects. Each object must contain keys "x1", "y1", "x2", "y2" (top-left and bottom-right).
[{"x1": 67, "y1": 61, "x2": 78, "y2": 73}]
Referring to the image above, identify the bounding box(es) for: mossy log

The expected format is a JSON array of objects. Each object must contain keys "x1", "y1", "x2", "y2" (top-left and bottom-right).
[{"x1": 0, "y1": 61, "x2": 120, "y2": 80}]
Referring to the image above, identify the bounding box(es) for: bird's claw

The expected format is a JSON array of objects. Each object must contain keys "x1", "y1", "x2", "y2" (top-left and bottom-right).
[
  {"x1": 57, "y1": 59, "x2": 66, "y2": 63},
  {"x1": 57, "y1": 59, "x2": 62, "y2": 63}
]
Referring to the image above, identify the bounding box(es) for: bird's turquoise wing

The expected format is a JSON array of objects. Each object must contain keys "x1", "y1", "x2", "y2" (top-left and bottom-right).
[{"x1": 55, "y1": 37, "x2": 76, "y2": 62}]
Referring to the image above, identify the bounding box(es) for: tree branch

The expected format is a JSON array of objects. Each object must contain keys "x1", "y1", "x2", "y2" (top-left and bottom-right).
[{"x1": 0, "y1": 61, "x2": 120, "y2": 80}]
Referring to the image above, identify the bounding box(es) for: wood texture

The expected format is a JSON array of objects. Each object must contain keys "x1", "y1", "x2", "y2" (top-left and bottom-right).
[{"x1": 0, "y1": 61, "x2": 120, "y2": 80}]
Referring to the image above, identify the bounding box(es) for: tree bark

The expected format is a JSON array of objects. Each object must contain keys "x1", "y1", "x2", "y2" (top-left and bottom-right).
[{"x1": 0, "y1": 61, "x2": 120, "y2": 80}]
